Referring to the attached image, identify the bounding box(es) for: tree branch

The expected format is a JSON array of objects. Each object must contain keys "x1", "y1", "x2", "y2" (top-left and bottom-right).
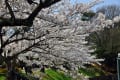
[
  {"x1": 0, "y1": 18, "x2": 29, "y2": 26},
  {"x1": 0, "y1": 0, "x2": 61, "y2": 27},
  {"x1": 8, "y1": 36, "x2": 44, "y2": 44},
  {"x1": 5, "y1": 0, "x2": 15, "y2": 20},
  {"x1": 2, "y1": 33, "x2": 46, "y2": 48},
  {"x1": 27, "y1": 0, "x2": 61, "y2": 23},
  {"x1": 8, "y1": 40, "x2": 41, "y2": 60}
]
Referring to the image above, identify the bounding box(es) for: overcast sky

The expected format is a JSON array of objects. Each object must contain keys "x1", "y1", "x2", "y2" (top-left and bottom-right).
[{"x1": 71, "y1": 0, "x2": 120, "y2": 11}]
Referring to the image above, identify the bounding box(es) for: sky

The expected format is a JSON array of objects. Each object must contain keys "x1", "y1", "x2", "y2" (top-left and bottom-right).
[{"x1": 71, "y1": 0, "x2": 120, "y2": 11}]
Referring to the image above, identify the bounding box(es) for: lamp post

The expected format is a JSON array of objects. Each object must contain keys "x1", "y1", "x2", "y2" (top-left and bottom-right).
[{"x1": 117, "y1": 53, "x2": 120, "y2": 80}]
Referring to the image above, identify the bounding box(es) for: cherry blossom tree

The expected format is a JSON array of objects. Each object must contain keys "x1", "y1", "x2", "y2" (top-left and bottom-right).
[
  {"x1": 0, "y1": 0, "x2": 60, "y2": 79},
  {"x1": 1, "y1": 0, "x2": 120, "y2": 80}
]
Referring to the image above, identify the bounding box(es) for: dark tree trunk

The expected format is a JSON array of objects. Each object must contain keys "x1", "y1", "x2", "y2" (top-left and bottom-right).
[{"x1": 6, "y1": 59, "x2": 16, "y2": 80}]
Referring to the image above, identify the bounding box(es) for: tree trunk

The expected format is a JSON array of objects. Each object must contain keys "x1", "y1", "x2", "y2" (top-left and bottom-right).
[{"x1": 6, "y1": 59, "x2": 16, "y2": 80}]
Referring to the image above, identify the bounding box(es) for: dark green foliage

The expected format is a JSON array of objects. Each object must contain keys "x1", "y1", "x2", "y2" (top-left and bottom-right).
[
  {"x1": 81, "y1": 12, "x2": 95, "y2": 21},
  {"x1": 89, "y1": 74, "x2": 117, "y2": 80},
  {"x1": 83, "y1": 12, "x2": 95, "y2": 18},
  {"x1": 79, "y1": 67, "x2": 105, "y2": 78},
  {"x1": 86, "y1": 22, "x2": 120, "y2": 73}
]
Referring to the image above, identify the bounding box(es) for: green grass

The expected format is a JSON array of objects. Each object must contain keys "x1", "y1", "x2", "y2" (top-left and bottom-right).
[
  {"x1": 43, "y1": 69, "x2": 72, "y2": 80},
  {"x1": 0, "y1": 68, "x2": 73, "y2": 80},
  {"x1": 0, "y1": 73, "x2": 6, "y2": 80}
]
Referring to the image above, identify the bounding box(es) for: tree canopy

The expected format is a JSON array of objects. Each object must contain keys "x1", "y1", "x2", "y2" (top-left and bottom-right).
[{"x1": 0, "y1": 0, "x2": 120, "y2": 80}]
